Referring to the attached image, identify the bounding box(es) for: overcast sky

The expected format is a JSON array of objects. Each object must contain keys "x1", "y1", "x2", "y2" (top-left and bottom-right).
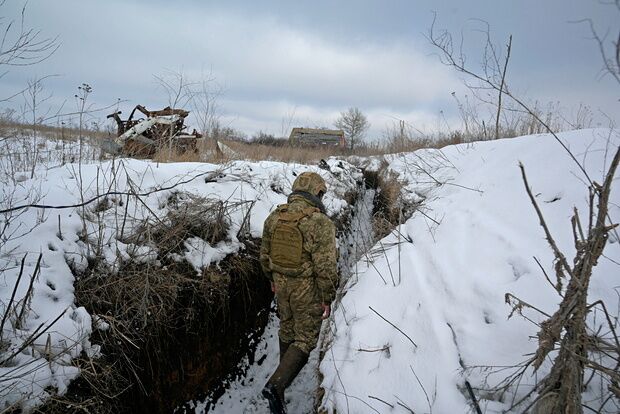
[{"x1": 1, "y1": 0, "x2": 618, "y2": 139}]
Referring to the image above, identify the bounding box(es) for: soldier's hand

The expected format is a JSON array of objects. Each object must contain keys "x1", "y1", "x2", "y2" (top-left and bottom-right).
[
  {"x1": 271, "y1": 282, "x2": 276, "y2": 293},
  {"x1": 321, "y1": 303, "x2": 331, "y2": 319}
]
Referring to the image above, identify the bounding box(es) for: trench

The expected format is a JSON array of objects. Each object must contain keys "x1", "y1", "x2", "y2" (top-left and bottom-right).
[
  {"x1": 63, "y1": 239, "x2": 274, "y2": 414},
  {"x1": 55, "y1": 167, "x2": 391, "y2": 414},
  {"x1": 132, "y1": 241, "x2": 274, "y2": 413},
  {"x1": 179, "y1": 172, "x2": 382, "y2": 414}
]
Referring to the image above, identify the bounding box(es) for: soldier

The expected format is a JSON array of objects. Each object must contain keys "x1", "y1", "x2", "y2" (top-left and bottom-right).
[{"x1": 260, "y1": 171, "x2": 338, "y2": 414}]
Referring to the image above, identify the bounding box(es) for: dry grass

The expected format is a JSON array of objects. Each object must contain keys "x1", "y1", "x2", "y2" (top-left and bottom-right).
[
  {"x1": 1, "y1": 120, "x2": 112, "y2": 142},
  {"x1": 218, "y1": 135, "x2": 470, "y2": 164},
  {"x1": 56, "y1": 193, "x2": 272, "y2": 413},
  {"x1": 222, "y1": 139, "x2": 347, "y2": 163},
  {"x1": 148, "y1": 193, "x2": 231, "y2": 250},
  {"x1": 2, "y1": 111, "x2": 572, "y2": 167},
  {"x1": 152, "y1": 138, "x2": 227, "y2": 163},
  {"x1": 372, "y1": 166, "x2": 414, "y2": 239},
  {"x1": 152, "y1": 147, "x2": 203, "y2": 163}
]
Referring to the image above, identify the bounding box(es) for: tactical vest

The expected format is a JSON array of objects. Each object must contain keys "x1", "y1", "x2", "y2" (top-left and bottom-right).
[{"x1": 269, "y1": 204, "x2": 318, "y2": 277}]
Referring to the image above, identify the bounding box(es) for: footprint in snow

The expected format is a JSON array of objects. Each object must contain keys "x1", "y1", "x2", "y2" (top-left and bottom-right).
[{"x1": 507, "y1": 257, "x2": 531, "y2": 281}]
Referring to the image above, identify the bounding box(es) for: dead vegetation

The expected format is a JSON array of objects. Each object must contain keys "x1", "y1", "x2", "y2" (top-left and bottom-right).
[
  {"x1": 222, "y1": 138, "x2": 348, "y2": 163},
  {"x1": 49, "y1": 193, "x2": 272, "y2": 413},
  {"x1": 505, "y1": 149, "x2": 620, "y2": 413},
  {"x1": 373, "y1": 167, "x2": 407, "y2": 238},
  {"x1": 355, "y1": 161, "x2": 418, "y2": 240},
  {"x1": 460, "y1": 146, "x2": 620, "y2": 413},
  {"x1": 148, "y1": 192, "x2": 231, "y2": 250}
]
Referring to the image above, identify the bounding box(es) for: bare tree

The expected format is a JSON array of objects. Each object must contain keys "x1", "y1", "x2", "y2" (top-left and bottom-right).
[
  {"x1": 20, "y1": 76, "x2": 54, "y2": 178},
  {"x1": 576, "y1": 1, "x2": 620, "y2": 85},
  {"x1": 0, "y1": 1, "x2": 58, "y2": 69},
  {"x1": 154, "y1": 69, "x2": 201, "y2": 156},
  {"x1": 189, "y1": 69, "x2": 223, "y2": 153},
  {"x1": 280, "y1": 106, "x2": 298, "y2": 138},
  {"x1": 334, "y1": 107, "x2": 370, "y2": 151},
  {"x1": 154, "y1": 69, "x2": 196, "y2": 112}
]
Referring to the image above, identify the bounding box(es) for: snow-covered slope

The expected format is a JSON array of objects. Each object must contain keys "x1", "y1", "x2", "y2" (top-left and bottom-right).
[
  {"x1": 2, "y1": 129, "x2": 618, "y2": 413},
  {"x1": 320, "y1": 129, "x2": 620, "y2": 413},
  {"x1": 0, "y1": 149, "x2": 360, "y2": 411}
]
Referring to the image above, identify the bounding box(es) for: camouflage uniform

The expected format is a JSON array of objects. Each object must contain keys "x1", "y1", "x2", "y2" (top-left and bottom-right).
[
  {"x1": 260, "y1": 173, "x2": 338, "y2": 355},
  {"x1": 261, "y1": 172, "x2": 338, "y2": 413}
]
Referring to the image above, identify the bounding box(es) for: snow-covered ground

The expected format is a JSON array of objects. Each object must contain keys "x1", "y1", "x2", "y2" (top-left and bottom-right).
[
  {"x1": 0, "y1": 138, "x2": 360, "y2": 411},
  {"x1": 1, "y1": 128, "x2": 618, "y2": 413},
  {"x1": 0, "y1": 133, "x2": 103, "y2": 178},
  {"x1": 320, "y1": 129, "x2": 620, "y2": 413}
]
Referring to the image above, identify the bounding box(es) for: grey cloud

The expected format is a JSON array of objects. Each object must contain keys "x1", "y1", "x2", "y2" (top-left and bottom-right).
[{"x1": 0, "y1": 0, "x2": 618, "y2": 138}]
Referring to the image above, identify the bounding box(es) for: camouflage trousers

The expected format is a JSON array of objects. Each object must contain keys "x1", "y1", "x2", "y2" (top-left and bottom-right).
[{"x1": 273, "y1": 273, "x2": 323, "y2": 355}]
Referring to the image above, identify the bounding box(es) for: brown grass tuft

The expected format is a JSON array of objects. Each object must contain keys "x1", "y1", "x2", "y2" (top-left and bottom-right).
[{"x1": 56, "y1": 194, "x2": 272, "y2": 413}]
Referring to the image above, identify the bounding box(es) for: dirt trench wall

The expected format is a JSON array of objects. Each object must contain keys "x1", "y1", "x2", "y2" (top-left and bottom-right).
[
  {"x1": 57, "y1": 239, "x2": 273, "y2": 414},
  {"x1": 136, "y1": 241, "x2": 273, "y2": 413}
]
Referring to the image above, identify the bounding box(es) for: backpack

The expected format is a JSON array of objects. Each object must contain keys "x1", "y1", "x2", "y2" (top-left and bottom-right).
[{"x1": 270, "y1": 206, "x2": 317, "y2": 270}]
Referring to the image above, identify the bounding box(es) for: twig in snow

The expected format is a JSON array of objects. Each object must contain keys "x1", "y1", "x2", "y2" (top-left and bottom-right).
[
  {"x1": 329, "y1": 389, "x2": 379, "y2": 414},
  {"x1": 0, "y1": 169, "x2": 221, "y2": 214},
  {"x1": 532, "y1": 256, "x2": 561, "y2": 296},
  {"x1": 330, "y1": 344, "x2": 350, "y2": 414},
  {"x1": 357, "y1": 345, "x2": 391, "y2": 353},
  {"x1": 519, "y1": 162, "x2": 574, "y2": 280},
  {"x1": 378, "y1": 241, "x2": 396, "y2": 286},
  {"x1": 368, "y1": 306, "x2": 418, "y2": 348},
  {"x1": 15, "y1": 252, "x2": 42, "y2": 329},
  {"x1": 0, "y1": 308, "x2": 67, "y2": 366},
  {"x1": 417, "y1": 208, "x2": 441, "y2": 226},
  {"x1": 505, "y1": 293, "x2": 552, "y2": 319},
  {"x1": 0, "y1": 253, "x2": 26, "y2": 338},
  {"x1": 395, "y1": 398, "x2": 416, "y2": 413},
  {"x1": 56, "y1": 214, "x2": 62, "y2": 240},
  {"x1": 367, "y1": 395, "x2": 394, "y2": 409},
  {"x1": 465, "y1": 380, "x2": 483, "y2": 414},
  {"x1": 410, "y1": 364, "x2": 433, "y2": 413}
]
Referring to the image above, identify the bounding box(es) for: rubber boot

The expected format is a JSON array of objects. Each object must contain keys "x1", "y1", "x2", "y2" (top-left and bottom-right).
[
  {"x1": 279, "y1": 339, "x2": 292, "y2": 362},
  {"x1": 262, "y1": 345, "x2": 309, "y2": 414}
]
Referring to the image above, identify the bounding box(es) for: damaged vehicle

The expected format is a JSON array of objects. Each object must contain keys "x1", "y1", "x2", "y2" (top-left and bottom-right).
[{"x1": 105, "y1": 105, "x2": 203, "y2": 157}]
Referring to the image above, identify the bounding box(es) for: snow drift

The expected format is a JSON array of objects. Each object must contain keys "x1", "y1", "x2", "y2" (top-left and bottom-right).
[
  {"x1": 319, "y1": 129, "x2": 620, "y2": 413},
  {"x1": 1, "y1": 128, "x2": 618, "y2": 413}
]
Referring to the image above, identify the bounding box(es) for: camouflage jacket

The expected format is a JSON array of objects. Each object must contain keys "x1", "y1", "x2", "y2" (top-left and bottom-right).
[{"x1": 260, "y1": 193, "x2": 338, "y2": 304}]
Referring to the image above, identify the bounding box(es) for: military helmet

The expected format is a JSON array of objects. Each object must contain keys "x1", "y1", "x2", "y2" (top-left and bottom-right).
[{"x1": 292, "y1": 172, "x2": 327, "y2": 197}]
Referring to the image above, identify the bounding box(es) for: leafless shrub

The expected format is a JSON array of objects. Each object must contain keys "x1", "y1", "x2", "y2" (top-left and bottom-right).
[
  {"x1": 515, "y1": 148, "x2": 619, "y2": 413},
  {"x1": 577, "y1": 1, "x2": 620, "y2": 85},
  {"x1": 0, "y1": 0, "x2": 58, "y2": 105},
  {"x1": 373, "y1": 168, "x2": 405, "y2": 239}
]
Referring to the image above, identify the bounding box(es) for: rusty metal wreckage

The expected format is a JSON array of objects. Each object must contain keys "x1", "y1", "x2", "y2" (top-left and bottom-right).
[{"x1": 106, "y1": 105, "x2": 203, "y2": 157}]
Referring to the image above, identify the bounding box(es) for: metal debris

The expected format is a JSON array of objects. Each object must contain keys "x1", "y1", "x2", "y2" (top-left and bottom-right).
[{"x1": 107, "y1": 105, "x2": 202, "y2": 157}]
